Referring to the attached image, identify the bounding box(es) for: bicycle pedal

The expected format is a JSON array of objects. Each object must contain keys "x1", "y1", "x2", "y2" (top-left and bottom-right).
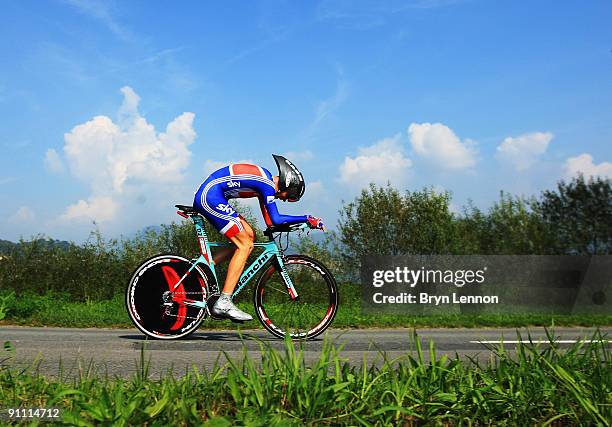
[{"x1": 230, "y1": 318, "x2": 246, "y2": 324}]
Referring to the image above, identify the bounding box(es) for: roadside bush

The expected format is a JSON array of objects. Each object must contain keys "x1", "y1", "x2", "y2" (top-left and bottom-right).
[
  {"x1": 337, "y1": 184, "x2": 456, "y2": 274},
  {"x1": 538, "y1": 174, "x2": 612, "y2": 254},
  {"x1": 456, "y1": 192, "x2": 553, "y2": 254},
  {"x1": 0, "y1": 290, "x2": 71, "y2": 318}
]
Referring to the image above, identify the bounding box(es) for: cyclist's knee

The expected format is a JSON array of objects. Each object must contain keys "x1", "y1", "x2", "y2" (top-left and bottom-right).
[
  {"x1": 233, "y1": 231, "x2": 254, "y2": 253},
  {"x1": 239, "y1": 217, "x2": 255, "y2": 240},
  {"x1": 241, "y1": 237, "x2": 254, "y2": 252}
]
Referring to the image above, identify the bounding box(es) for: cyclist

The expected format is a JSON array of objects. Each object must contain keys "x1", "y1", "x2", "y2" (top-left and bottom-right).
[{"x1": 193, "y1": 154, "x2": 324, "y2": 322}]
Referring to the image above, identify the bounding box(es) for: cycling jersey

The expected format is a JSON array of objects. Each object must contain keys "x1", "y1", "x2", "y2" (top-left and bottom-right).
[{"x1": 193, "y1": 163, "x2": 308, "y2": 238}]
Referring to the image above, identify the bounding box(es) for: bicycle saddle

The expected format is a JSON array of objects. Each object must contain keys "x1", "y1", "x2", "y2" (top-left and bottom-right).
[{"x1": 175, "y1": 204, "x2": 198, "y2": 215}]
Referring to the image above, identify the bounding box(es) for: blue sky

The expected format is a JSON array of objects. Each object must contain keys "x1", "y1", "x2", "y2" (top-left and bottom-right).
[{"x1": 1, "y1": 0, "x2": 611, "y2": 242}]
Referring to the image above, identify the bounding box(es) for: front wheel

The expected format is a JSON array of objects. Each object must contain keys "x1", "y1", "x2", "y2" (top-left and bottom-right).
[
  {"x1": 126, "y1": 254, "x2": 209, "y2": 339},
  {"x1": 254, "y1": 255, "x2": 339, "y2": 340}
]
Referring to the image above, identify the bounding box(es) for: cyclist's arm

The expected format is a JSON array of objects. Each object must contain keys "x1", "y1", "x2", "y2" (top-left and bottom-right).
[{"x1": 260, "y1": 199, "x2": 308, "y2": 226}]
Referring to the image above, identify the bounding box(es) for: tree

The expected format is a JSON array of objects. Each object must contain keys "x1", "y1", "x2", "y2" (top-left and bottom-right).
[
  {"x1": 538, "y1": 174, "x2": 612, "y2": 254},
  {"x1": 337, "y1": 183, "x2": 456, "y2": 271},
  {"x1": 457, "y1": 192, "x2": 553, "y2": 254}
]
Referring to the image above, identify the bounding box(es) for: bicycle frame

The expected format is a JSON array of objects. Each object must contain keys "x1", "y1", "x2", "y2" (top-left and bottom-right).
[{"x1": 171, "y1": 212, "x2": 299, "y2": 309}]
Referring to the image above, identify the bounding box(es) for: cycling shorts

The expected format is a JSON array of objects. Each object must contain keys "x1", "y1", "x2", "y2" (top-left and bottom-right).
[{"x1": 193, "y1": 181, "x2": 244, "y2": 239}]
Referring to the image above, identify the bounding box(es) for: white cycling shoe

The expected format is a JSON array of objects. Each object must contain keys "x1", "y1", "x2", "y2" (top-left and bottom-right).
[{"x1": 211, "y1": 294, "x2": 253, "y2": 322}]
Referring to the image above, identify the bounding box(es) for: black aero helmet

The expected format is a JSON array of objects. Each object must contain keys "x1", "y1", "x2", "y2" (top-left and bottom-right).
[{"x1": 272, "y1": 154, "x2": 305, "y2": 202}]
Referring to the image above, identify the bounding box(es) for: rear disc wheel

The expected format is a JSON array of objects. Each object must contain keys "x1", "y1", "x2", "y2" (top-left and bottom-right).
[{"x1": 126, "y1": 254, "x2": 208, "y2": 339}]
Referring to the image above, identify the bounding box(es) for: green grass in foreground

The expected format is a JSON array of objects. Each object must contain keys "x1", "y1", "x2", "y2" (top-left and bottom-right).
[
  {"x1": 0, "y1": 290, "x2": 610, "y2": 329},
  {"x1": 1, "y1": 329, "x2": 610, "y2": 426}
]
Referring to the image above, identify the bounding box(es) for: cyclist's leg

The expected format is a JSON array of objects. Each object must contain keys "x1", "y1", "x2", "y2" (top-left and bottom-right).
[
  {"x1": 193, "y1": 186, "x2": 253, "y2": 320},
  {"x1": 222, "y1": 218, "x2": 254, "y2": 294},
  {"x1": 214, "y1": 222, "x2": 254, "y2": 320},
  {"x1": 215, "y1": 218, "x2": 254, "y2": 320},
  {"x1": 211, "y1": 215, "x2": 253, "y2": 265}
]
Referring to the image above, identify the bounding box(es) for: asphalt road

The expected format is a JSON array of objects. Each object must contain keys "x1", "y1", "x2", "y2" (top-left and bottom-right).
[{"x1": 1, "y1": 326, "x2": 609, "y2": 378}]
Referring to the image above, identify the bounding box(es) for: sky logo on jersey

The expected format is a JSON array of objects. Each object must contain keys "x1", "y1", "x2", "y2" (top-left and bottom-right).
[
  {"x1": 227, "y1": 180, "x2": 240, "y2": 188},
  {"x1": 217, "y1": 203, "x2": 235, "y2": 214}
]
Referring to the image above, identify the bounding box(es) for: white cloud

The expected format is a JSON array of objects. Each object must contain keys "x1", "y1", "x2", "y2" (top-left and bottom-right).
[
  {"x1": 60, "y1": 196, "x2": 119, "y2": 223},
  {"x1": 117, "y1": 86, "x2": 140, "y2": 124},
  {"x1": 407, "y1": 122, "x2": 477, "y2": 170},
  {"x1": 564, "y1": 153, "x2": 612, "y2": 179},
  {"x1": 338, "y1": 134, "x2": 412, "y2": 186},
  {"x1": 58, "y1": 86, "x2": 196, "y2": 223},
  {"x1": 496, "y1": 132, "x2": 552, "y2": 171},
  {"x1": 44, "y1": 148, "x2": 65, "y2": 173},
  {"x1": 64, "y1": 92, "x2": 195, "y2": 194},
  {"x1": 10, "y1": 206, "x2": 35, "y2": 223}
]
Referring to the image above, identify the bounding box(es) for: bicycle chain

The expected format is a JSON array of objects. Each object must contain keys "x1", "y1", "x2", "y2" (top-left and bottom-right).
[
  {"x1": 161, "y1": 290, "x2": 225, "y2": 320},
  {"x1": 162, "y1": 312, "x2": 205, "y2": 321},
  {"x1": 169, "y1": 291, "x2": 206, "y2": 295},
  {"x1": 162, "y1": 295, "x2": 209, "y2": 321}
]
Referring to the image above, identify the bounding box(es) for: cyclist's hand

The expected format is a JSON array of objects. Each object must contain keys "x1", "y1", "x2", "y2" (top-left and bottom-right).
[{"x1": 307, "y1": 215, "x2": 325, "y2": 231}]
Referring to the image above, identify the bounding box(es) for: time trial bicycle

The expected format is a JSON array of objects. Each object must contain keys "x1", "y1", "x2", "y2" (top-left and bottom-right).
[{"x1": 126, "y1": 204, "x2": 338, "y2": 340}]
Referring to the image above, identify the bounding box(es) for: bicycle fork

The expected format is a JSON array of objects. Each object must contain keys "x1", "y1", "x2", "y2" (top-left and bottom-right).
[{"x1": 276, "y1": 255, "x2": 300, "y2": 300}]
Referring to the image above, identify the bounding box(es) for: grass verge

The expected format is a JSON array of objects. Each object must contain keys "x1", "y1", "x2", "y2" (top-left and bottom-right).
[
  {"x1": 0, "y1": 290, "x2": 610, "y2": 329},
  {"x1": 1, "y1": 329, "x2": 610, "y2": 426}
]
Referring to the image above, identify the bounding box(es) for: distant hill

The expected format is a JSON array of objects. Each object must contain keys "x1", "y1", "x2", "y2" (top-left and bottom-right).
[
  {"x1": 0, "y1": 239, "x2": 17, "y2": 253},
  {"x1": 0, "y1": 238, "x2": 72, "y2": 254}
]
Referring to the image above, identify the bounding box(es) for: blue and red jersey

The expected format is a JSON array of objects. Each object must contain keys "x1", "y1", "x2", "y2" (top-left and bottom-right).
[{"x1": 193, "y1": 163, "x2": 308, "y2": 238}]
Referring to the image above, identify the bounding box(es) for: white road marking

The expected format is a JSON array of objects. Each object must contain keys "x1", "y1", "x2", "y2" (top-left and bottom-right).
[{"x1": 470, "y1": 339, "x2": 608, "y2": 344}]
